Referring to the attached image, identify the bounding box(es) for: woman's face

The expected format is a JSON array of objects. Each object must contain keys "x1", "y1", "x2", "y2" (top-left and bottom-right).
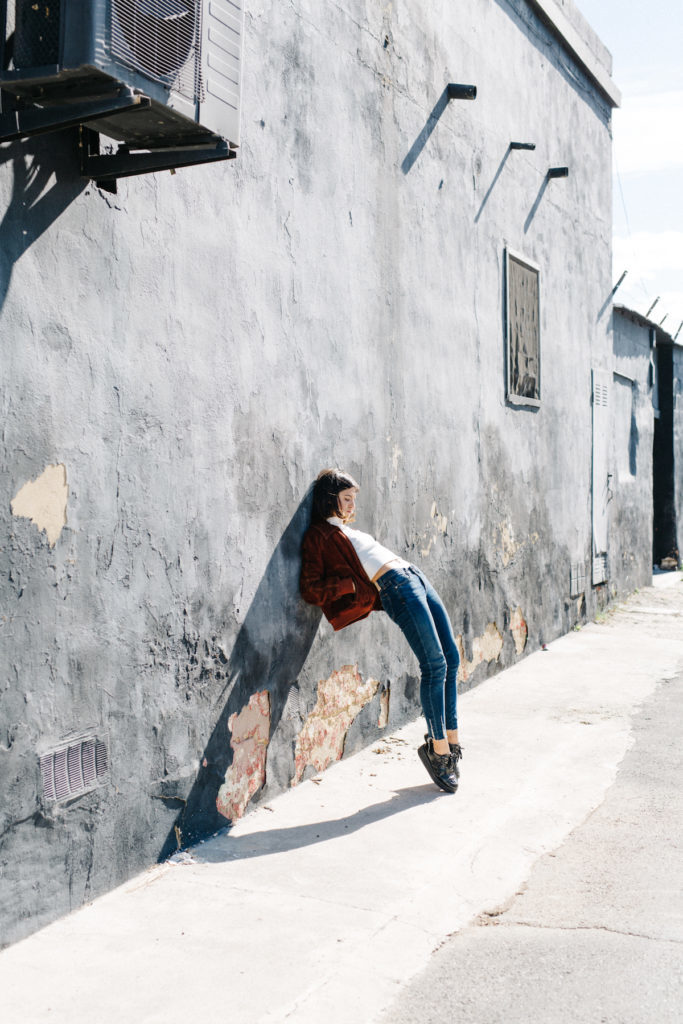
[{"x1": 337, "y1": 487, "x2": 358, "y2": 521}]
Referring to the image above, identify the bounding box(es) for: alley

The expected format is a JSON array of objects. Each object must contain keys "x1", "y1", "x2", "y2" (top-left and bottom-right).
[{"x1": 1, "y1": 575, "x2": 682, "y2": 1024}]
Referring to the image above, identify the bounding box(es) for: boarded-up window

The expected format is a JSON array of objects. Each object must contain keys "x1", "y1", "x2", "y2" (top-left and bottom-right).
[{"x1": 506, "y1": 250, "x2": 540, "y2": 406}]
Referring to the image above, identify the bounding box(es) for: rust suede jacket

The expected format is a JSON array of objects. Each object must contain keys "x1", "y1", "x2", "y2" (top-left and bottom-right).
[{"x1": 300, "y1": 519, "x2": 383, "y2": 631}]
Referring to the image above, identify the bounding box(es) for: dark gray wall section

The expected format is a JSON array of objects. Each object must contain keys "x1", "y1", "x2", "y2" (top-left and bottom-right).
[
  {"x1": 611, "y1": 309, "x2": 655, "y2": 590},
  {"x1": 1, "y1": 0, "x2": 622, "y2": 945},
  {"x1": 674, "y1": 346, "x2": 683, "y2": 561}
]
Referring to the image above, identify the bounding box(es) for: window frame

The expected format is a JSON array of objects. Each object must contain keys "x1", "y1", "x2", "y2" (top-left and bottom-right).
[{"x1": 505, "y1": 247, "x2": 542, "y2": 409}]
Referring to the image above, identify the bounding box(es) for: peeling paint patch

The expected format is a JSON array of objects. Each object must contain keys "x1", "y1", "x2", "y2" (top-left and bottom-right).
[
  {"x1": 430, "y1": 501, "x2": 448, "y2": 534},
  {"x1": 292, "y1": 665, "x2": 380, "y2": 785},
  {"x1": 510, "y1": 606, "x2": 528, "y2": 654},
  {"x1": 377, "y1": 684, "x2": 390, "y2": 728},
  {"x1": 498, "y1": 521, "x2": 519, "y2": 567},
  {"x1": 216, "y1": 690, "x2": 270, "y2": 821},
  {"x1": 457, "y1": 623, "x2": 504, "y2": 683},
  {"x1": 391, "y1": 444, "x2": 403, "y2": 486},
  {"x1": 420, "y1": 502, "x2": 449, "y2": 556},
  {"x1": 10, "y1": 464, "x2": 68, "y2": 548},
  {"x1": 495, "y1": 522, "x2": 540, "y2": 568}
]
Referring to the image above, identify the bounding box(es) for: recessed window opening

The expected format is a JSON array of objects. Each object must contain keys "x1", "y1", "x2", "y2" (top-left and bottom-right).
[{"x1": 506, "y1": 248, "x2": 541, "y2": 407}]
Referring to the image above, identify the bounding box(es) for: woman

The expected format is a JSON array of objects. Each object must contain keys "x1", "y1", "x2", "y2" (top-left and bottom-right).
[{"x1": 300, "y1": 468, "x2": 462, "y2": 793}]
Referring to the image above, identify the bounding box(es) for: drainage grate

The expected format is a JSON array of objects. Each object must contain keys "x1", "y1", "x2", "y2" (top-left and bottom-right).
[{"x1": 41, "y1": 737, "x2": 109, "y2": 802}]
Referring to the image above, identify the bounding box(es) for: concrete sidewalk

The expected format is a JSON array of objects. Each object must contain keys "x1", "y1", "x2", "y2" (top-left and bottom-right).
[{"x1": 2, "y1": 574, "x2": 683, "y2": 1024}]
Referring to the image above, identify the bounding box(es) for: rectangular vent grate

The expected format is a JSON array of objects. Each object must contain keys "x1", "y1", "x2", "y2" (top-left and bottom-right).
[
  {"x1": 594, "y1": 382, "x2": 609, "y2": 407},
  {"x1": 570, "y1": 563, "x2": 586, "y2": 598},
  {"x1": 592, "y1": 553, "x2": 608, "y2": 586},
  {"x1": 41, "y1": 738, "x2": 109, "y2": 802}
]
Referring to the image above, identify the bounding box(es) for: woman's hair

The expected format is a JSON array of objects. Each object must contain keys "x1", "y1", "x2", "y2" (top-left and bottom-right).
[{"x1": 311, "y1": 468, "x2": 359, "y2": 522}]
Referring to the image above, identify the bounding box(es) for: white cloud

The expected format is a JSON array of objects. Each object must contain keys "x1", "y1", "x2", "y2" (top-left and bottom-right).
[
  {"x1": 613, "y1": 91, "x2": 683, "y2": 175},
  {"x1": 614, "y1": 231, "x2": 683, "y2": 273}
]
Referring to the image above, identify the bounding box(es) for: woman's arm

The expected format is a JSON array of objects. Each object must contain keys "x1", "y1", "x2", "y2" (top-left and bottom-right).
[{"x1": 300, "y1": 531, "x2": 356, "y2": 607}]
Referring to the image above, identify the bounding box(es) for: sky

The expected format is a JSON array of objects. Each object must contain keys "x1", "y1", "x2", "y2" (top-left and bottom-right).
[{"x1": 576, "y1": 0, "x2": 683, "y2": 338}]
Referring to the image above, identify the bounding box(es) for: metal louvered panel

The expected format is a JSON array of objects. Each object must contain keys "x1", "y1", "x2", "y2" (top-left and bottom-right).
[
  {"x1": 200, "y1": 0, "x2": 244, "y2": 145},
  {"x1": 82, "y1": 740, "x2": 97, "y2": 787},
  {"x1": 570, "y1": 562, "x2": 586, "y2": 598},
  {"x1": 67, "y1": 743, "x2": 84, "y2": 793},
  {"x1": 592, "y1": 554, "x2": 608, "y2": 585},
  {"x1": 95, "y1": 741, "x2": 108, "y2": 777},
  {"x1": 54, "y1": 748, "x2": 70, "y2": 800},
  {"x1": 40, "y1": 737, "x2": 109, "y2": 803},
  {"x1": 594, "y1": 381, "x2": 609, "y2": 407},
  {"x1": 110, "y1": 0, "x2": 203, "y2": 103},
  {"x1": 40, "y1": 754, "x2": 56, "y2": 801}
]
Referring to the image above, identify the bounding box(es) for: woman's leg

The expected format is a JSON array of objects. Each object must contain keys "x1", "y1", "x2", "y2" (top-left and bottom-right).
[
  {"x1": 378, "y1": 568, "x2": 449, "y2": 745},
  {"x1": 419, "y1": 571, "x2": 460, "y2": 742}
]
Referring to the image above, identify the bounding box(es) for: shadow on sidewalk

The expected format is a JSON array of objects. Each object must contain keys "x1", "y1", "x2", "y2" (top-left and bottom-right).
[{"x1": 183, "y1": 784, "x2": 445, "y2": 863}]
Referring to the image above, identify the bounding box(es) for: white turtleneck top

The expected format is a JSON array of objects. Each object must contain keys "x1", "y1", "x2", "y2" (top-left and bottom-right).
[{"x1": 327, "y1": 516, "x2": 409, "y2": 581}]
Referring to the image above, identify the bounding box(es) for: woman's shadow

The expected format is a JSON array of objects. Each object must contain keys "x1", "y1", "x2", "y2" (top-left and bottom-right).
[
  {"x1": 178, "y1": 785, "x2": 443, "y2": 864},
  {"x1": 159, "y1": 488, "x2": 323, "y2": 860}
]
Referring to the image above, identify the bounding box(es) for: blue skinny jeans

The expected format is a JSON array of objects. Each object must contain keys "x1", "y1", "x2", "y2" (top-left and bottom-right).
[{"x1": 376, "y1": 565, "x2": 459, "y2": 740}]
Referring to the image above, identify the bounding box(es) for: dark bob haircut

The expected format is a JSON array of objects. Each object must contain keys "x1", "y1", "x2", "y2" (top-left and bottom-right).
[{"x1": 311, "y1": 468, "x2": 359, "y2": 522}]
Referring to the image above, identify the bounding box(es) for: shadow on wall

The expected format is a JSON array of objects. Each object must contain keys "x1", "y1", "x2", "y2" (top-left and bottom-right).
[
  {"x1": 0, "y1": 128, "x2": 87, "y2": 311},
  {"x1": 159, "y1": 489, "x2": 322, "y2": 860},
  {"x1": 401, "y1": 86, "x2": 451, "y2": 174}
]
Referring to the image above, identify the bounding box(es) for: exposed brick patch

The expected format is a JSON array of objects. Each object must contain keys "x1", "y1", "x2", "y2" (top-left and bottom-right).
[
  {"x1": 216, "y1": 690, "x2": 270, "y2": 820},
  {"x1": 293, "y1": 665, "x2": 380, "y2": 785}
]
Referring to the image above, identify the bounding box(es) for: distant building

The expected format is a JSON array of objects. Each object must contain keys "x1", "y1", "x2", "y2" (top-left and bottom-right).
[
  {"x1": 613, "y1": 305, "x2": 683, "y2": 570},
  {"x1": 1, "y1": 0, "x2": 625, "y2": 945}
]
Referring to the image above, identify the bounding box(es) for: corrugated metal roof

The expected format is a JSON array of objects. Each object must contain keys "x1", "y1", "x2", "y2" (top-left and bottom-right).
[{"x1": 614, "y1": 304, "x2": 680, "y2": 346}]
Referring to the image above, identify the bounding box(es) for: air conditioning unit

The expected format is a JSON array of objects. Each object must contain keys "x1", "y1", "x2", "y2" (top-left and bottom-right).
[{"x1": 0, "y1": 0, "x2": 244, "y2": 182}]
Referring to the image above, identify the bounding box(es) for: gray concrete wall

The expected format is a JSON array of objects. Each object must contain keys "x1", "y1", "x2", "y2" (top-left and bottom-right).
[
  {"x1": 1, "y1": 0, "x2": 618, "y2": 945},
  {"x1": 611, "y1": 309, "x2": 656, "y2": 591},
  {"x1": 672, "y1": 345, "x2": 683, "y2": 562}
]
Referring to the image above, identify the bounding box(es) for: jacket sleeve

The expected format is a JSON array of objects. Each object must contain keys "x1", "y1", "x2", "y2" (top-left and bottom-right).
[{"x1": 300, "y1": 531, "x2": 356, "y2": 607}]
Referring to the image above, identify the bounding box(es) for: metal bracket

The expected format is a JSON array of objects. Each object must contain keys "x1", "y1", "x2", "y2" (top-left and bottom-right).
[
  {"x1": 447, "y1": 83, "x2": 477, "y2": 100},
  {"x1": 0, "y1": 88, "x2": 151, "y2": 143},
  {"x1": 79, "y1": 128, "x2": 235, "y2": 192}
]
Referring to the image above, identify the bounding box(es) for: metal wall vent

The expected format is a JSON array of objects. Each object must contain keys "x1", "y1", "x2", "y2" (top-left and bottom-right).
[
  {"x1": 593, "y1": 381, "x2": 609, "y2": 407},
  {"x1": 592, "y1": 553, "x2": 608, "y2": 586},
  {"x1": 282, "y1": 685, "x2": 303, "y2": 722},
  {"x1": 41, "y1": 737, "x2": 109, "y2": 802},
  {"x1": 570, "y1": 562, "x2": 586, "y2": 598}
]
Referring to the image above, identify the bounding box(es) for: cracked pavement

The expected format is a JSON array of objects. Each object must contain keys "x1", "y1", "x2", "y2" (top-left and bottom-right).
[{"x1": 381, "y1": 641, "x2": 683, "y2": 1022}]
